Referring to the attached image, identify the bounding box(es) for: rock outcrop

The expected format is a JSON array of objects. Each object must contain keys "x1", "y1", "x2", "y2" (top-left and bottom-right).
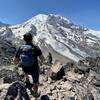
[
  {"x1": 0, "y1": 38, "x2": 16, "y2": 66},
  {"x1": 0, "y1": 56, "x2": 100, "y2": 100}
]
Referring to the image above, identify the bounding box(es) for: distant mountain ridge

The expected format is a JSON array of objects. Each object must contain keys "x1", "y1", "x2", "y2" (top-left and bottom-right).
[
  {"x1": 0, "y1": 14, "x2": 100, "y2": 62},
  {"x1": 0, "y1": 22, "x2": 10, "y2": 27}
]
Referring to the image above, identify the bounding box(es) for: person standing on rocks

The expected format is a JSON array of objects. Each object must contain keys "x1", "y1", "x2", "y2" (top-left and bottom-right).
[
  {"x1": 13, "y1": 32, "x2": 44, "y2": 97},
  {"x1": 46, "y1": 52, "x2": 53, "y2": 65}
]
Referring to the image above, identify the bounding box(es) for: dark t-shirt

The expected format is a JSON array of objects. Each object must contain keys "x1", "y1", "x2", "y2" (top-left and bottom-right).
[{"x1": 15, "y1": 43, "x2": 42, "y2": 68}]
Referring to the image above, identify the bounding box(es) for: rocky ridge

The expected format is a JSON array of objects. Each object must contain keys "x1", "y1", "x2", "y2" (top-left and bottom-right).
[
  {"x1": 0, "y1": 57, "x2": 100, "y2": 100},
  {"x1": 0, "y1": 14, "x2": 100, "y2": 100},
  {"x1": 0, "y1": 38, "x2": 16, "y2": 66}
]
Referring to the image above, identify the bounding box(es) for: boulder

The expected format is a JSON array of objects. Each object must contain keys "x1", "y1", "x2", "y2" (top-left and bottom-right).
[
  {"x1": 83, "y1": 93, "x2": 94, "y2": 100},
  {"x1": 74, "y1": 65, "x2": 90, "y2": 74},
  {"x1": 93, "y1": 81, "x2": 100, "y2": 87},
  {"x1": 63, "y1": 61, "x2": 75, "y2": 74},
  {"x1": 49, "y1": 62, "x2": 65, "y2": 80},
  {"x1": 91, "y1": 86, "x2": 100, "y2": 100}
]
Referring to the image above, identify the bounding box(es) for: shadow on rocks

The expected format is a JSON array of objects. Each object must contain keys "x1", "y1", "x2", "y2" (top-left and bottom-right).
[
  {"x1": 40, "y1": 95, "x2": 50, "y2": 100},
  {"x1": 4, "y1": 81, "x2": 30, "y2": 100}
]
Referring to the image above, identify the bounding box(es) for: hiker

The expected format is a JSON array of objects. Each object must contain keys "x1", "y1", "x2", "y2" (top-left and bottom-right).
[
  {"x1": 13, "y1": 32, "x2": 44, "y2": 97},
  {"x1": 46, "y1": 52, "x2": 52, "y2": 65}
]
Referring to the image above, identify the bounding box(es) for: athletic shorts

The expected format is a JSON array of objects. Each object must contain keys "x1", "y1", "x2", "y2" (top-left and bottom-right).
[{"x1": 22, "y1": 65, "x2": 39, "y2": 84}]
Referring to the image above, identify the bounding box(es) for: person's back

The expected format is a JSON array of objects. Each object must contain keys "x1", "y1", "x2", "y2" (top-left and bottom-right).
[
  {"x1": 19, "y1": 43, "x2": 42, "y2": 67},
  {"x1": 13, "y1": 33, "x2": 44, "y2": 97}
]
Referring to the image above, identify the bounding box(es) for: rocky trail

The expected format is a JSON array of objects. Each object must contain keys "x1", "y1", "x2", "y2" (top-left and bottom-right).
[{"x1": 0, "y1": 57, "x2": 100, "y2": 100}]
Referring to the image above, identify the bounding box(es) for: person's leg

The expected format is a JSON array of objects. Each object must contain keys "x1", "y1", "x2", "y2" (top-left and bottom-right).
[
  {"x1": 31, "y1": 69, "x2": 40, "y2": 97},
  {"x1": 32, "y1": 83, "x2": 38, "y2": 93},
  {"x1": 31, "y1": 78, "x2": 40, "y2": 97},
  {"x1": 32, "y1": 70, "x2": 39, "y2": 93}
]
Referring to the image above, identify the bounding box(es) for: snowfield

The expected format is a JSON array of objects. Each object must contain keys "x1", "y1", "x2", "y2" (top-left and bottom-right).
[{"x1": 0, "y1": 14, "x2": 100, "y2": 62}]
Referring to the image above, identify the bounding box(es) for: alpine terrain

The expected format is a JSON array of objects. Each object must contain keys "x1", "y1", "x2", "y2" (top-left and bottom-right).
[
  {"x1": 0, "y1": 14, "x2": 100, "y2": 100},
  {"x1": 0, "y1": 14, "x2": 100, "y2": 63}
]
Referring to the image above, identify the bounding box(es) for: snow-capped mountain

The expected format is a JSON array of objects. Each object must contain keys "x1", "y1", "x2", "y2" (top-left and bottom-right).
[{"x1": 0, "y1": 14, "x2": 100, "y2": 62}]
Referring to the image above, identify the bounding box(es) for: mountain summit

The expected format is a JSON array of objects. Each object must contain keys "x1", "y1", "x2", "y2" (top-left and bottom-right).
[{"x1": 0, "y1": 14, "x2": 100, "y2": 62}]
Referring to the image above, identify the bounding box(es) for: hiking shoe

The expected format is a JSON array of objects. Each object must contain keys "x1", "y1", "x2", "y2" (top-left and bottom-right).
[{"x1": 30, "y1": 90, "x2": 40, "y2": 98}]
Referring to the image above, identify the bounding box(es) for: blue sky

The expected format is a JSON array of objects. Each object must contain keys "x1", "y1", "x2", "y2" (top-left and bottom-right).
[{"x1": 0, "y1": 0, "x2": 100, "y2": 30}]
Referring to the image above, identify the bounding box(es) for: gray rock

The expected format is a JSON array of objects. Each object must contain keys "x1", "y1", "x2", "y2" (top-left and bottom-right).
[
  {"x1": 83, "y1": 93, "x2": 94, "y2": 100},
  {"x1": 0, "y1": 38, "x2": 16, "y2": 66},
  {"x1": 93, "y1": 81, "x2": 100, "y2": 87},
  {"x1": 50, "y1": 62, "x2": 65, "y2": 80},
  {"x1": 0, "y1": 69, "x2": 21, "y2": 83},
  {"x1": 91, "y1": 86, "x2": 100, "y2": 100},
  {"x1": 74, "y1": 65, "x2": 90, "y2": 74}
]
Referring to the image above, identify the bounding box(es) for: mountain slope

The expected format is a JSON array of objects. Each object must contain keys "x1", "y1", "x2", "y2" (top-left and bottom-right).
[
  {"x1": 0, "y1": 38, "x2": 16, "y2": 66},
  {"x1": 0, "y1": 14, "x2": 100, "y2": 62}
]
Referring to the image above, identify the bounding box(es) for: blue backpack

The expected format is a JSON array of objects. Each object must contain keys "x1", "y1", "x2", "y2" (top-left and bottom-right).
[{"x1": 20, "y1": 45, "x2": 36, "y2": 67}]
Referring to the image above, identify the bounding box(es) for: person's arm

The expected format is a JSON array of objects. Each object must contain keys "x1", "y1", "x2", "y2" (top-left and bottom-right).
[
  {"x1": 35, "y1": 45, "x2": 45, "y2": 65},
  {"x1": 13, "y1": 57, "x2": 20, "y2": 65},
  {"x1": 13, "y1": 47, "x2": 21, "y2": 65}
]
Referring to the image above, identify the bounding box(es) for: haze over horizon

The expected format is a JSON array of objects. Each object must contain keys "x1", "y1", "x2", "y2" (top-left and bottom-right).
[{"x1": 0, "y1": 0, "x2": 100, "y2": 30}]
